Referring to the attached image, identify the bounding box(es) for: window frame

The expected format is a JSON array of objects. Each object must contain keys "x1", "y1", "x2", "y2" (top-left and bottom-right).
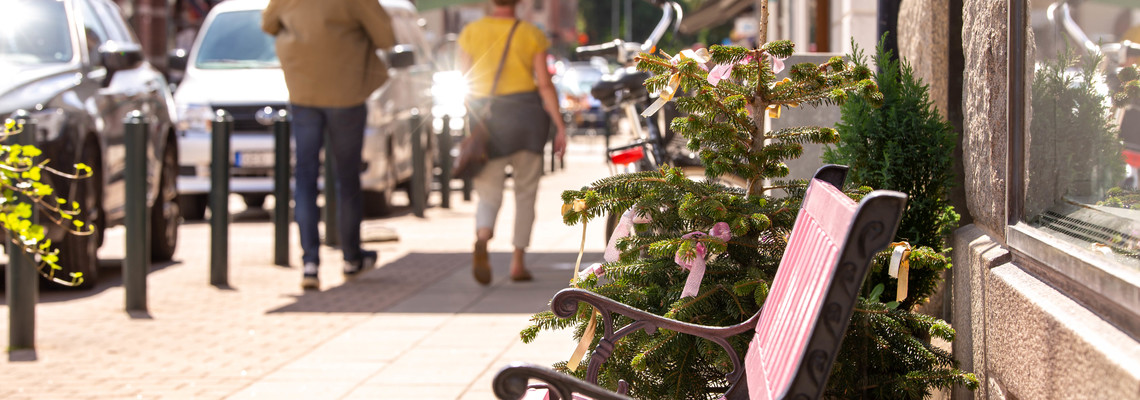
[{"x1": 1006, "y1": 0, "x2": 1140, "y2": 338}]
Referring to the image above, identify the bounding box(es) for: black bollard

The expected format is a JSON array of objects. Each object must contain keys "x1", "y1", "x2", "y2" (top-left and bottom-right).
[
  {"x1": 273, "y1": 110, "x2": 290, "y2": 267},
  {"x1": 410, "y1": 109, "x2": 426, "y2": 218},
  {"x1": 124, "y1": 111, "x2": 149, "y2": 310},
  {"x1": 321, "y1": 131, "x2": 339, "y2": 246},
  {"x1": 210, "y1": 110, "x2": 232, "y2": 286},
  {"x1": 438, "y1": 115, "x2": 452, "y2": 209},
  {"x1": 7, "y1": 113, "x2": 36, "y2": 350}
]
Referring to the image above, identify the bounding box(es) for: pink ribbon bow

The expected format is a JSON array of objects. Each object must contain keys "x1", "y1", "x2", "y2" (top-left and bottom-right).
[
  {"x1": 707, "y1": 54, "x2": 787, "y2": 87},
  {"x1": 604, "y1": 209, "x2": 652, "y2": 264},
  {"x1": 707, "y1": 55, "x2": 753, "y2": 86},
  {"x1": 675, "y1": 222, "x2": 732, "y2": 298}
]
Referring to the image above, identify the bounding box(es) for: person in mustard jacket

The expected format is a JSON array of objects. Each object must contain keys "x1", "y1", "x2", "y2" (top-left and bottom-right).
[{"x1": 263, "y1": 0, "x2": 395, "y2": 290}]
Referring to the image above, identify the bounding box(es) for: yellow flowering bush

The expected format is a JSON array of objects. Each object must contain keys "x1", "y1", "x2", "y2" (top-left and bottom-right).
[{"x1": 1, "y1": 119, "x2": 94, "y2": 286}]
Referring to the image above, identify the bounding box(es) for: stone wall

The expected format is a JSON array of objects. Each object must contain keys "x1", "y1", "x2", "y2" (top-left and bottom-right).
[
  {"x1": 952, "y1": 227, "x2": 1140, "y2": 399},
  {"x1": 898, "y1": 0, "x2": 950, "y2": 115},
  {"x1": 961, "y1": 0, "x2": 1014, "y2": 239}
]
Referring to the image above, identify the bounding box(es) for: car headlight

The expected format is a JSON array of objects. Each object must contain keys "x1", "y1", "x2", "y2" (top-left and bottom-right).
[
  {"x1": 176, "y1": 103, "x2": 215, "y2": 133},
  {"x1": 431, "y1": 70, "x2": 468, "y2": 117}
]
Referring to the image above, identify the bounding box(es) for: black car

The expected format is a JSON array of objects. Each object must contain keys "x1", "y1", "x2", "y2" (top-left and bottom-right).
[{"x1": 0, "y1": 0, "x2": 181, "y2": 288}]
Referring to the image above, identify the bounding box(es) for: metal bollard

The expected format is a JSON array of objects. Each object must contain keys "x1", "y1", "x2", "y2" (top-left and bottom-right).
[
  {"x1": 409, "y1": 109, "x2": 426, "y2": 218},
  {"x1": 124, "y1": 111, "x2": 150, "y2": 310},
  {"x1": 273, "y1": 110, "x2": 290, "y2": 266},
  {"x1": 438, "y1": 115, "x2": 452, "y2": 209},
  {"x1": 321, "y1": 131, "x2": 339, "y2": 246},
  {"x1": 7, "y1": 113, "x2": 36, "y2": 350},
  {"x1": 210, "y1": 110, "x2": 232, "y2": 286}
]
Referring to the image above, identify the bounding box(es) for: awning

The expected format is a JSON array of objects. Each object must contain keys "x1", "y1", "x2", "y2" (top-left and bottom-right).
[
  {"x1": 678, "y1": 0, "x2": 754, "y2": 34},
  {"x1": 414, "y1": 0, "x2": 486, "y2": 11}
]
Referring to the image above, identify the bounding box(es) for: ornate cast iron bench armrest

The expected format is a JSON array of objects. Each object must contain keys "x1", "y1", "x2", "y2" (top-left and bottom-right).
[
  {"x1": 550, "y1": 288, "x2": 761, "y2": 385},
  {"x1": 492, "y1": 288, "x2": 763, "y2": 399},
  {"x1": 494, "y1": 362, "x2": 633, "y2": 400}
]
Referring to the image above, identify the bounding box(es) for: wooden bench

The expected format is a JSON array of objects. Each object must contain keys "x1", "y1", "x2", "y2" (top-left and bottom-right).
[{"x1": 492, "y1": 165, "x2": 907, "y2": 400}]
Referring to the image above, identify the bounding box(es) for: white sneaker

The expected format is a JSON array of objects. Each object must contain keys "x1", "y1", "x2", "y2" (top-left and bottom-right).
[
  {"x1": 301, "y1": 263, "x2": 319, "y2": 289},
  {"x1": 343, "y1": 250, "x2": 378, "y2": 277}
]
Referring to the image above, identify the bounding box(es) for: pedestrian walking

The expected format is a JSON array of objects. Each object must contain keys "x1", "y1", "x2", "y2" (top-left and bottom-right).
[
  {"x1": 262, "y1": 0, "x2": 395, "y2": 289},
  {"x1": 457, "y1": 0, "x2": 567, "y2": 285}
]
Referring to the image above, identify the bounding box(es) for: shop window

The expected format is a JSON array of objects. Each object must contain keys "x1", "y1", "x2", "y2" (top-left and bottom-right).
[{"x1": 1009, "y1": 0, "x2": 1140, "y2": 336}]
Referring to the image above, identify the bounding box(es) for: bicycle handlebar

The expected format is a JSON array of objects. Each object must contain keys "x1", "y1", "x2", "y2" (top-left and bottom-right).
[
  {"x1": 1048, "y1": 1, "x2": 1140, "y2": 63},
  {"x1": 574, "y1": 1, "x2": 681, "y2": 64},
  {"x1": 575, "y1": 40, "x2": 643, "y2": 61}
]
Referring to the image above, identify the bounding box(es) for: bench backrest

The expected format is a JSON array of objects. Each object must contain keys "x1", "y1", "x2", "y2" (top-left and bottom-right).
[{"x1": 743, "y1": 166, "x2": 906, "y2": 400}]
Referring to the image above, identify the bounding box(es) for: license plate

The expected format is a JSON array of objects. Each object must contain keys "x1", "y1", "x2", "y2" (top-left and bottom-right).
[{"x1": 234, "y1": 151, "x2": 275, "y2": 168}]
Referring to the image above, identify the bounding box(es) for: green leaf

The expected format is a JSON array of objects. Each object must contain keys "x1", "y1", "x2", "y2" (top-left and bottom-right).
[{"x1": 869, "y1": 283, "x2": 885, "y2": 302}]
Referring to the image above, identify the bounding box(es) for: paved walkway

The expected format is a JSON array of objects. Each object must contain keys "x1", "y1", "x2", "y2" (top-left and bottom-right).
[{"x1": 1, "y1": 138, "x2": 616, "y2": 399}]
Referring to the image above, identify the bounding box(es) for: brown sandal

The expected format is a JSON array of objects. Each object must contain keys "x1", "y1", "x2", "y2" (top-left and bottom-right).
[
  {"x1": 473, "y1": 240, "x2": 491, "y2": 285},
  {"x1": 510, "y1": 269, "x2": 533, "y2": 282}
]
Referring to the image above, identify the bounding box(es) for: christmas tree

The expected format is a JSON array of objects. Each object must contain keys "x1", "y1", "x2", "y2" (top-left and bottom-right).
[{"x1": 521, "y1": 2, "x2": 977, "y2": 398}]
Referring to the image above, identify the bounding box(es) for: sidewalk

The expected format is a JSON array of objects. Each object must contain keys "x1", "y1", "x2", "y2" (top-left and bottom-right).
[{"x1": 0, "y1": 137, "x2": 616, "y2": 399}]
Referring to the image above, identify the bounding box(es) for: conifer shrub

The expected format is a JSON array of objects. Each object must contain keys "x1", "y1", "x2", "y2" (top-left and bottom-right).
[
  {"x1": 822, "y1": 40, "x2": 959, "y2": 309},
  {"x1": 822, "y1": 41, "x2": 976, "y2": 398}
]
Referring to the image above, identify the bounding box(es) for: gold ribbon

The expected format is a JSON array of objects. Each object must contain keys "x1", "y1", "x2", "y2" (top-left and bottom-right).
[
  {"x1": 567, "y1": 311, "x2": 598, "y2": 371},
  {"x1": 641, "y1": 49, "x2": 709, "y2": 118},
  {"x1": 888, "y1": 242, "x2": 912, "y2": 302},
  {"x1": 640, "y1": 73, "x2": 681, "y2": 118},
  {"x1": 563, "y1": 199, "x2": 600, "y2": 371}
]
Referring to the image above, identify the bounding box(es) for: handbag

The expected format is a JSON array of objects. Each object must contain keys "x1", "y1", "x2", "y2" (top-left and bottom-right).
[{"x1": 452, "y1": 20, "x2": 521, "y2": 180}]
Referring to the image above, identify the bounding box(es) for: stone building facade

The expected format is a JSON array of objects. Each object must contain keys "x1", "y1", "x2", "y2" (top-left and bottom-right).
[{"x1": 901, "y1": 0, "x2": 1140, "y2": 398}]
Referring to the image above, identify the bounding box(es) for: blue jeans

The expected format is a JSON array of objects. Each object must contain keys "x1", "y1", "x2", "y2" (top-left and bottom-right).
[{"x1": 291, "y1": 104, "x2": 366, "y2": 266}]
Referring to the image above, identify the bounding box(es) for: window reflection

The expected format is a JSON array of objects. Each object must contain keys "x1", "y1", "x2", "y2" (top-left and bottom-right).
[{"x1": 1027, "y1": 1, "x2": 1140, "y2": 268}]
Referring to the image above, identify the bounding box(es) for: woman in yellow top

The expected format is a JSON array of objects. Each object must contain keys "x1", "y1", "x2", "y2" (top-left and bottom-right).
[{"x1": 458, "y1": 0, "x2": 566, "y2": 285}]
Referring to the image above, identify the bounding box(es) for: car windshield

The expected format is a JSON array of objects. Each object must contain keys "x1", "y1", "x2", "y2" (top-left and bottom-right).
[
  {"x1": 0, "y1": 0, "x2": 74, "y2": 64},
  {"x1": 557, "y1": 66, "x2": 603, "y2": 97},
  {"x1": 195, "y1": 10, "x2": 278, "y2": 69}
]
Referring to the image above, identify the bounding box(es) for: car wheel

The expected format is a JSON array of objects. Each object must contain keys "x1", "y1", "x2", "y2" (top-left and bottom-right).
[
  {"x1": 47, "y1": 140, "x2": 103, "y2": 289},
  {"x1": 151, "y1": 143, "x2": 180, "y2": 261},
  {"x1": 180, "y1": 193, "x2": 207, "y2": 221},
  {"x1": 242, "y1": 193, "x2": 267, "y2": 209}
]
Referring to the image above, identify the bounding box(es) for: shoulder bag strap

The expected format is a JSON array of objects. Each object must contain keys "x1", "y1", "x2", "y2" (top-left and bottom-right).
[{"x1": 489, "y1": 20, "x2": 521, "y2": 96}]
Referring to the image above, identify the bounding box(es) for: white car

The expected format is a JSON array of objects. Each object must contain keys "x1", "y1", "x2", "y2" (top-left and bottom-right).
[{"x1": 169, "y1": 0, "x2": 434, "y2": 219}]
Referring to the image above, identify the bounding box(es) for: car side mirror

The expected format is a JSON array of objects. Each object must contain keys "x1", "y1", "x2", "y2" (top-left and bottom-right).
[
  {"x1": 387, "y1": 45, "x2": 416, "y2": 69},
  {"x1": 100, "y1": 42, "x2": 144, "y2": 72},
  {"x1": 167, "y1": 48, "x2": 188, "y2": 86},
  {"x1": 168, "y1": 48, "x2": 188, "y2": 72}
]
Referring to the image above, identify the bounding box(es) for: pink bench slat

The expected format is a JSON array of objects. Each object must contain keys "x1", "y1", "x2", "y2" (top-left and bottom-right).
[{"x1": 745, "y1": 179, "x2": 857, "y2": 400}]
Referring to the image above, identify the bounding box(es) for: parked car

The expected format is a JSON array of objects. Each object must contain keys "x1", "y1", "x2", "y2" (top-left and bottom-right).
[
  {"x1": 0, "y1": 0, "x2": 181, "y2": 288},
  {"x1": 554, "y1": 60, "x2": 608, "y2": 136},
  {"x1": 168, "y1": 0, "x2": 435, "y2": 220}
]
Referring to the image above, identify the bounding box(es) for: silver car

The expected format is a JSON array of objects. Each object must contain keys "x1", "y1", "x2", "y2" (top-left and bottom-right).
[{"x1": 169, "y1": 0, "x2": 434, "y2": 219}]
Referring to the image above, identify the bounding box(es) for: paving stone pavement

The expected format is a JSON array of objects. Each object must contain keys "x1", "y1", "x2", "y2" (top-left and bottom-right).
[{"x1": 1, "y1": 138, "x2": 617, "y2": 399}]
